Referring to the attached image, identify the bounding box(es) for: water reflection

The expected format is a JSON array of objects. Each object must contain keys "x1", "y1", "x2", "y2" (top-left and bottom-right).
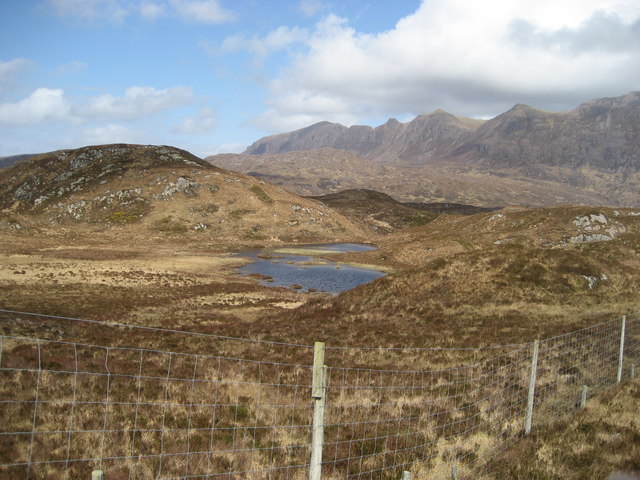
[{"x1": 237, "y1": 243, "x2": 385, "y2": 294}]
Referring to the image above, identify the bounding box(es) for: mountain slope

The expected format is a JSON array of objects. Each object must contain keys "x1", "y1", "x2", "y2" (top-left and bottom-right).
[
  {"x1": 244, "y1": 110, "x2": 483, "y2": 164},
  {"x1": 452, "y1": 93, "x2": 640, "y2": 173},
  {"x1": 208, "y1": 149, "x2": 618, "y2": 207},
  {"x1": 0, "y1": 144, "x2": 365, "y2": 243}
]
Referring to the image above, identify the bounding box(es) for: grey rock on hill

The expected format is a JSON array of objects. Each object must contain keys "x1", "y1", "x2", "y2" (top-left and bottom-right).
[{"x1": 0, "y1": 144, "x2": 210, "y2": 212}]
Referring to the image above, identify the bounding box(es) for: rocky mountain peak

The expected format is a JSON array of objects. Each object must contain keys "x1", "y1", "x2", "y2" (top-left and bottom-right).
[{"x1": 574, "y1": 91, "x2": 640, "y2": 113}]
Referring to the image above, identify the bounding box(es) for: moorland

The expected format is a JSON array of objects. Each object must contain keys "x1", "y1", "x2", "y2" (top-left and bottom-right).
[{"x1": 2, "y1": 95, "x2": 640, "y2": 478}]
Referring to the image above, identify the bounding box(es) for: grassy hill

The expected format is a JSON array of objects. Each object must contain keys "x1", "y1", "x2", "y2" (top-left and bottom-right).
[
  {"x1": 308, "y1": 188, "x2": 438, "y2": 234},
  {"x1": 0, "y1": 144, "x2": 364, "y2": 244}
]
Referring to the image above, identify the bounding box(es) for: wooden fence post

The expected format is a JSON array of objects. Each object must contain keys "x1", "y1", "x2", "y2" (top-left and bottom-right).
[
  {"x1": 617, "y1": 315, "x2": 626, "y2": 383},
  {"x1": 631, "y1": 364, "x2": 635, "y2": 380},
  {"x1": 451, "y1": 464, "x2": 459, "y2": 480},
  {"x1": 580, "y1": 385, "x2": 588, "y2": 408},
  {"x1": 525, "y1": 340, "x2": 539, "y2": 435},
  {"x1": 91, "y1": 470, "x2": 104, "y2": 480},
  {"x1": 402, "y1": 471, "x2": 411, "y2": 480},
  {"x1": 309, "y1": 342, "x2": 327, "y2": 480}
]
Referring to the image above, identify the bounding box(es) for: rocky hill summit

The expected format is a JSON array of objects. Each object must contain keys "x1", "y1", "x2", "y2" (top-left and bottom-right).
[{"x1": 0, "y1": 144, "x2": 364, "y2": 243}]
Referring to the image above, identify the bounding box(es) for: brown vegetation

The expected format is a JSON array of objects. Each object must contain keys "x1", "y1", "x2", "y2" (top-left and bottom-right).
[{"x1": 1, "y1": 144, "x2": 639, "y2": 479}]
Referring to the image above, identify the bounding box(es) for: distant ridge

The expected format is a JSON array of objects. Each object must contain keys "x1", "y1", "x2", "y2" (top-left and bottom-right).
[
  {"x1": 0, "y1": 153, "x2": 39, "y2": 169},
  {"x1": 244, "y1": 109, "x2": 484, "y2": 165},
  {"x1": 210, "y1": 92, "x2": 640, "y2": 207}
]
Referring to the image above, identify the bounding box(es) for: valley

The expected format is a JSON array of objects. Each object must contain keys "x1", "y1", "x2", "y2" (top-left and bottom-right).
[
  {"x1": 2, "y1": 144, "x2": 639, "y2": 348},
  {"x1": 1, "y1": 141, "x2": 639, "y2": 480}
]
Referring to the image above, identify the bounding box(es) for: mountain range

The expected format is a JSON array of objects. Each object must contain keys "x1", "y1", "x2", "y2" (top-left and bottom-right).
[{"x1": 208, "y1": 92, "x2": 640, "y2": 207}]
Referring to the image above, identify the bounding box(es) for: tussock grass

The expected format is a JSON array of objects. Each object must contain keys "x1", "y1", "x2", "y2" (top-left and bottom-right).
[
  {"x1": 1, "y1": 205, "x2": 639, "y2": 479},
  {"x1": 483, "y1": 378, "x2": 640, "y2": 480}
]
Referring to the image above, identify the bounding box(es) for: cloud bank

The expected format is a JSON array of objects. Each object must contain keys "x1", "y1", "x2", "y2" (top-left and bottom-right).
[
  {"x1": 0, "y1": 84, "x2": 194, "y2": 126},
  {"x1": 42, "y1": 0, "x2": 234, "y2": 24},
  {"x1": 248, "y1": 0, "x2": 640, "y2": 132}
]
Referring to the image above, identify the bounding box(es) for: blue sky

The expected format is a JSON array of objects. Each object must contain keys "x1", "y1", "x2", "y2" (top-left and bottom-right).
[{"x1": 1, "y1": 0, "x2": 639, "y2": 157}]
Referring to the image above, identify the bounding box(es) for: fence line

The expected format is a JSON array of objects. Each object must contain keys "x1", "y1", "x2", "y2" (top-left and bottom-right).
[{"x1": 0, "y1": 312, "x2": 638, "y2": 479}]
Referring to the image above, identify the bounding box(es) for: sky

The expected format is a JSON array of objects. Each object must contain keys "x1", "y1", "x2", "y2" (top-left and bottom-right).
[{"x1": 1, "y1": 0, "x2": 639, "y2": 158}]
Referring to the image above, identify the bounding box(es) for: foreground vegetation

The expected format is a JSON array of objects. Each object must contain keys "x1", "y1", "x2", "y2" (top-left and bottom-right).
[{"x1": 2, "y1": 203, "x2": 640, "y2": 479}]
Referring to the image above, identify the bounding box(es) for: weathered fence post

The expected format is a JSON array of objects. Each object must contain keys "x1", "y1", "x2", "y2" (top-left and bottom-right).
[
  {"x1": 91, "y1": 470, "x2": 104, "y2": 480},
  {"x1": 309, "y1": 342, "x2": 327, "y2": 480},
  {"x1": 525, "y1": 340, "x2": 539, "y2": 435},
  {"x1": 580, "y1": 385, "x2": 588, "y2": 408},
  {"x1": 451, "y1": 464, "x2": 459, "y2": 480},
  {"x1": 402, "y1": 470, "x2": 411, "y2": 480},
  {"x1": 631, "y1": 364, "x2": 636, "y2": 380},
  {"x1": 617, "y1": 315, "x2": 626, "y2": 383}
]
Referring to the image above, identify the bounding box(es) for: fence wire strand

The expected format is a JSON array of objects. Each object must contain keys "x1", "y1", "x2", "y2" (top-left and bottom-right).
[{"x1": 0, "y1": 312, "x2": 638, "y2": 480}]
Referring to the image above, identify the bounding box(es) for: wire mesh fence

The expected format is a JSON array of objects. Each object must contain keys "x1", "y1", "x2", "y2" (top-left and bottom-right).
[{"x1": 0, "y1": 311, "x2": 638, "y2": 480}]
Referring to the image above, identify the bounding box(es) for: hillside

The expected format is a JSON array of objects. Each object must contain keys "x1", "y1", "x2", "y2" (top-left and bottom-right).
[
  {"x1": 0, "y1": 144, "x2": 364, "y2": 244},
  {"x1": 209, "y1": 148, "x2": 615, "y2": 207},
  {"x1": 2, "y1": 187, "x2": 640, "y2": 480},
  {"x1": 209, "y1": 148, "x2": 397, "y2": 196},
  {"x1": 212, "y1": 92, "x2": 640, "y2": 207},
  {"x1": 308, "y1": 189, "x2": 438, "y2": 234}
]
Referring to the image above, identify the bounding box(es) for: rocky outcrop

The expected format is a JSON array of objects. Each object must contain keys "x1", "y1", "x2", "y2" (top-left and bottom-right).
[
  {"x1": 569, "y1": 213, "x2": 627, "y2": 243},
  {"x1": 0, "y1": 143, "x2": 367, "y2": 242},
  {"x1": 0, "y1": 144, "x2": 213, "y2": 212}
]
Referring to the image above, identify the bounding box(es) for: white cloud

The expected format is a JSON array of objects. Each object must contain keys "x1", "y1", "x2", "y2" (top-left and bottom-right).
[
  {"x1": 298, "y1": 0, "x2": 323, "y2": 17},
  {"x1": 218, "y1": 26, "x2": 309, "y2": 60},
  {"x1": 169, "y1": 0, "x2": 234, "y2": 24},
  {"x1": 140, "y1": 1, "x2": 165, "y2": 19},
  {"x1": 254, "y1": 0, "x2": 640, "y2": 132},
  {"x1": 81, "y1": 124, "x2": 143, "y2": 145},
  {"x1": 173, "y1": 107, "x2": 216, "y2": 134},
  {"x1": 0, "y1": 58, "x2": 33, "y2": 95},
  {"x1": 43, "y1": 0, "x2": 130, "y2": 22},
  {"x1": 85, "y1": 86, "x2": 194, "y2": 120},
  {"x1": 0, "y1": 84, "x2": 194, "y2": 128},
  {"x1": 0, "y1": 88, "x2": 72, "y2": 126}
]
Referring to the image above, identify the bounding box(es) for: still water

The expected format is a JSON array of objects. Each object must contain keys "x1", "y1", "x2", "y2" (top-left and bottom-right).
[{"x1": 237, "y1": 243, "x2": 385, "y2": 294}]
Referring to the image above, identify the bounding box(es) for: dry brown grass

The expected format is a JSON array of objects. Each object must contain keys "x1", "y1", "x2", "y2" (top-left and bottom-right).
[
  {"x1": 1, "y1": 205, "x2": 639, "y2": 479},
  {"x1": 482, "y1": 378, "x2": 640, "y2": 480}
]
